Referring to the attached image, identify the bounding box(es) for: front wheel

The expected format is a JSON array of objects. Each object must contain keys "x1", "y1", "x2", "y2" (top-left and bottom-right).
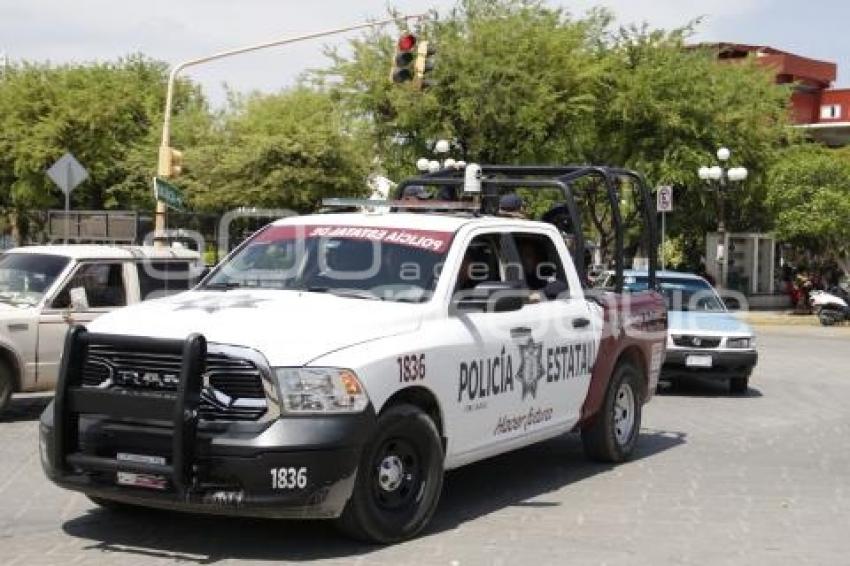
[
  {"x1": 819, "y1": 309, "x2": 839, "y2": 326},
  {"x1": 336, "y1": 404, "x2": 444, "y2": 543},
  {"x1": 581, "y1": 362, "x2": 643, "y2": 463},
  {"x1": 0, "y1": 361, "x2": 14, "y2": 415}
]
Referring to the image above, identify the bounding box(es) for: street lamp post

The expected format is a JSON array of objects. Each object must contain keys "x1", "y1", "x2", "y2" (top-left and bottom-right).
[
  {"x1": 697, "y1": 147, "x2": 748, "y2": 288},
  {"x1": 155, "y1": 13, "x2": 426, "y2": 242}
]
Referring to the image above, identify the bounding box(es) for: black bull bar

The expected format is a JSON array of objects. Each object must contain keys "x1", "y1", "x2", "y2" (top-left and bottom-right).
[{"x1": 52, "y1": 326, "x2": 206, "y2": 499}]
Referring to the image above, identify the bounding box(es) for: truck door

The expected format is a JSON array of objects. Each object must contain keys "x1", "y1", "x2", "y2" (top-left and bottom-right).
[
  {"x1": 435, "y1": 231, "x2": 563, "y2": 464},
  {"x1": 509, "y1": 231, "x2": 599, "y2": 429},
  {"x1": 36, "y1": 261, "x2": 130, "y2": 387}
]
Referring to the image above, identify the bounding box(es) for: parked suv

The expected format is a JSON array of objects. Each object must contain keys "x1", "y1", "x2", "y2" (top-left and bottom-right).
[{"x1": 0, "y1": 245, "x2": 202, "y2": 414}]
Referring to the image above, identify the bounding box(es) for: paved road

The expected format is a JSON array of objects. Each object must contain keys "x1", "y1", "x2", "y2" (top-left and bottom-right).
[{"x1": 1, "y1": 326, "x2": 848, "y2": 566}]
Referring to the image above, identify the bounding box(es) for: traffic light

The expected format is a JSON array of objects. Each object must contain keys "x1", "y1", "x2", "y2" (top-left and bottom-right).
[
  {"x1": 414, "y1": 41, "x2": 437, "y2": 90},
  {"x1": 157, "y1": 145, "x2": 184, "y2": 178},
  {"x1": 390, "y1": 33, "x2": 418, "y2": 84}
]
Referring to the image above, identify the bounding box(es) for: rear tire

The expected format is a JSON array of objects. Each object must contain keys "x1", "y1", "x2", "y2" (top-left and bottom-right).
[
  {"x1": 729, "y1": 376, "x2": 750, "y2": 394},
  {"x1": 581, "y1": 361, "x2": 643, "y2": 463},
  {"x1": 336, "y1": 404, "x2": 444, "y2": 544},
  {"x1": 819, "y1": 310, "x2": 838, "y2": 326},
  {"x1": 0, "y1": 361, "x2": 14, "y2": 416}
]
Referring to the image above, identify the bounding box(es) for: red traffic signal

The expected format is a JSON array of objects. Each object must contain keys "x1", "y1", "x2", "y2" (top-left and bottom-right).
[
  {"x1": 397, "y1": 33, "x2": 417, "y2": 52},
  {"x1": 391, "y1": 33, "x2": 418, "y2": 84}
]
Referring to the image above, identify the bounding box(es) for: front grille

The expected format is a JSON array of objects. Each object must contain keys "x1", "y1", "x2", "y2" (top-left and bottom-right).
[
  {"x1": 81, "y1": 345, "x2": 268, "y2": 421},
  {"x1": 672, "y1": 335, "x2": 721, "y2": 349}
]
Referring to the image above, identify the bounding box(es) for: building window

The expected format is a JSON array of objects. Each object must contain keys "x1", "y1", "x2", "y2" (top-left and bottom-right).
[{"x1": 820, "y1": 104, "x2": 842, "y2": 120}]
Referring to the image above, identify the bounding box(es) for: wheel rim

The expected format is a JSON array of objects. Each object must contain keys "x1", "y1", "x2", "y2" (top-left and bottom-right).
[
  {"x1": 371, "y1": 438, "x2": 422, "y2": 511},
  {"x1": 613, "y1": 382, "x2": 636, "y2": 446}
]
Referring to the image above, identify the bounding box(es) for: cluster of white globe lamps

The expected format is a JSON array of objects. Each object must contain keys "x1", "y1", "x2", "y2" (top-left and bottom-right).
[
  {"x1": 416, "y1": 139, "x2": 467, "y2": 173},
  {"x1": 698, "y1": 147, "x2": 748, "y2": 183}
]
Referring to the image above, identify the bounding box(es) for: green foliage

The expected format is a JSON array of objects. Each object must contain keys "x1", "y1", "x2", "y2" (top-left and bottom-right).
[
  {"x1": 323, "y1": 0, "x2": 794, "y2": 269},
  {"x1": 184, "y1": 88, "x2": 370, "y2": 213},
  {"x1": 660, "y1": 234, "x2": 686, "y2": 270},
  {"x1": 766, "y1": 145, "x2": 850, "y2": 270},
  {"x1": 0, "y1": 55, "x2": 205, "y2": 216},
  {"x1": 322, "y1": 0, "x2": 610, "y2": 179}
]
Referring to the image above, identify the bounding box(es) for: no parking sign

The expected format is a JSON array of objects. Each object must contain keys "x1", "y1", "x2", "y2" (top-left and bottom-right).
[{"x1": 657, "y1": 186, "x2": 673, "y2": 212}]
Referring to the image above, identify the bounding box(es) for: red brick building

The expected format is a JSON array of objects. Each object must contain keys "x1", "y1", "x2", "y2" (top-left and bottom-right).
[{"x1": 705, "y1": 43, "x2": 850, "y2": 146}]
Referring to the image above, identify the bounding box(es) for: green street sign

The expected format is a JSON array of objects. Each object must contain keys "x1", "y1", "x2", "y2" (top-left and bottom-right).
[{"x1": 153, "y1": 176, "x2": 185, "y2": 211}]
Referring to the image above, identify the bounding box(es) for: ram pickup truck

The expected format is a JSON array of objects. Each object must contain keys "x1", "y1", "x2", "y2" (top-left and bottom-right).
[{"x1": 40, "y1": 165, "x2": 666, "y2": 543}]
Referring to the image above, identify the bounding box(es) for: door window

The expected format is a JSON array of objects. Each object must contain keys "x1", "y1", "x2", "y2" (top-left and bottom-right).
[
  {"x1": 137, "y1": 261, "x2": 196, "y2": 300},
  {"x1": 511, "y1": 233, "x2": 569, "y2": 292},
  {"x1": 453, "y1": 234, "x2": 507, "y2": 293},
  {"x1": 52, "y1": 263, "x2": 127, "y2": 309}
]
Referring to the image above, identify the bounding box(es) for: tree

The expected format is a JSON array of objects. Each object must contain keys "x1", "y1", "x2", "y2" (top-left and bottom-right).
[
  {"x1": 592, "y1": 27, "x2": 793, "y2": 266},
  {"x1": 323, "y1": 0, "x2": 794, "y2": 269},
  {"x1": 0, "y1": 55, "x2": 206, "y2": 242},
  {"x1": 766, "y1": 145, "x2": 850, "y2": 274},
  {"x1": 184, "y1": 88, "x2": 370, "y2": 213}
]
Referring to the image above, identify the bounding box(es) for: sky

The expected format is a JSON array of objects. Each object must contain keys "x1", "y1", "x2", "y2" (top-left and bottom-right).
[{"x1": 2, "y1": 0, "x2": 849, "y2": 107}]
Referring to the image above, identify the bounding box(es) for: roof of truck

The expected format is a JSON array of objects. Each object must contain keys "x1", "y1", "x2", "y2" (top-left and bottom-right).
[
  {"x1": 274, "y1": 212, "x2": 551, "y2": 233},
  {"x1": 4, "y1": 245, "x2": 200, "y2": 261}
]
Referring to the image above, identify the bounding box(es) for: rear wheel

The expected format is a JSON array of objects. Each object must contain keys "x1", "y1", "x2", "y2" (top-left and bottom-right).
[
  {"x1": 0, "y1": 361, "x2": 14, "y2": 415},
  {"x1": 819, "y1": 309, "x2": 839, "y2": 326},
  {"x1": 581, "y1": 362, "x2": 643, "y2": 463},
  {"x1": 336, "y1": 404, "x2": 444, "y2": 543},
  {"x1": 729, "y1": 376, "x2": 750, "y2": 394}
]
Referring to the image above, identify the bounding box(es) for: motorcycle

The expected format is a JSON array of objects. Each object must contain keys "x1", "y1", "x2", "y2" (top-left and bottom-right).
[{"x1": 810, "y1": 286, "x2": 850, "y2": 326}]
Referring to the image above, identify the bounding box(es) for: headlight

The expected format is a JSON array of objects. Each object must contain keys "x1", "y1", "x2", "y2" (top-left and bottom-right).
[
  {"x1": 274, "y1": 368, "x2": 369, "y2": 414},
  {"x1": 726, "y1": 337, "x2": 754, "y2": 349}
]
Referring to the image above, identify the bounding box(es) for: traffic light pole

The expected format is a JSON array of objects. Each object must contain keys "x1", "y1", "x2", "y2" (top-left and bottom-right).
[{"x1": 155, "y1": 13, "x2": 426, "y2": 242}]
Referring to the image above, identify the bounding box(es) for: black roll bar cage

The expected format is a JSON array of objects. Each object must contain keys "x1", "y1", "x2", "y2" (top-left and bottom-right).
[{"x1": 394, "y1": 164, "x2": 658, "y2": 292}]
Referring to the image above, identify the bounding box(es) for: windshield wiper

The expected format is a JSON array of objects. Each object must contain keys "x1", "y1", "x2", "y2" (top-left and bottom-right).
[{"x1": 203, "y1": 281, "x2": 244, "y2": 291}]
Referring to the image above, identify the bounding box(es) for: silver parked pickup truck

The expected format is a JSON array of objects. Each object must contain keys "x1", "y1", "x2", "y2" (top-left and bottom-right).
[{"x1": 0, "y1": 245, "x2": 202, "y2": 414}]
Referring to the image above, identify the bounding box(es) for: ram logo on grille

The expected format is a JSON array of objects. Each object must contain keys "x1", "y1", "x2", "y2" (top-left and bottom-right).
[
  {"x1": 81, "y1": 346, "x2": 268, "y2": 421},
  {"x1": 115, "y1": 370, "x2": 180, "y2": 389}
]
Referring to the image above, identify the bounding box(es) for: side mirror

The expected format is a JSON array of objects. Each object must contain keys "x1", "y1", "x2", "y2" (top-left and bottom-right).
[
  {"x1": 69, "y1": 286, "x2": 89, "y2": 311},
  {"x1": 722, "y1": 296, "x2": 741, "y2": 311},
  {"x1": 454, "y1": 282, "x2": 524, "y2": 313}
]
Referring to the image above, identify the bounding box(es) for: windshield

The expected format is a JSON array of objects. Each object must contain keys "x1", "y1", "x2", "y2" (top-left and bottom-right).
[
  {"x1": 623, "y1": 275, "x2": 725, "y2": 312},
  {"x1": 0, "y1": 253, "x2": 70, "y2": 306},
  {"x1": 202, "y1": 224, "x2": 454, "y2": 303}
]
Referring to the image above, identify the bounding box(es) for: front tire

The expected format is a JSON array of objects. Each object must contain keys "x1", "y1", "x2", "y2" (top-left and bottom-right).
[
  {"x1": 336, "y1": 404, "x2": 444, "y2": 543},
  {"x1": 581, "y1": 362, "x2": 643, "y2": 463},
  {"x1": 0, "y1": 361, "x2": 14, "y2": 415}
]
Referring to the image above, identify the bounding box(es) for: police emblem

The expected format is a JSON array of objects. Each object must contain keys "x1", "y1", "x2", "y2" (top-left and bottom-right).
[{"x1": 516, "y1": 337, "x2": 545, "y2": 400}]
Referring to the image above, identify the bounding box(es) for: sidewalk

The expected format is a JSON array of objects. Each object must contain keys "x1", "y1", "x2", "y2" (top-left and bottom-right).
[{"x1": 735, "y1": 310, "x2": 824, "y2": 327}]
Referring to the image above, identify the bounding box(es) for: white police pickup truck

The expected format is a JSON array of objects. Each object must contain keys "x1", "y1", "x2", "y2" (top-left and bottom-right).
[{"x1": 40, "y1": 167, "x2": 666, "y2": 543}]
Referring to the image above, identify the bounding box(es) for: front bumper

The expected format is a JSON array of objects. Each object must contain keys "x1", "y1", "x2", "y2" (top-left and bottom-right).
[
  {"x1": 40, "y1": 405, "x2": 376, "y2": 519},
  {"x1": 40, "y1": 327, "x2": 376, "y2": 519},
  {"x1": 662, "y1": 348, "x2": 758, "y2": 380}
]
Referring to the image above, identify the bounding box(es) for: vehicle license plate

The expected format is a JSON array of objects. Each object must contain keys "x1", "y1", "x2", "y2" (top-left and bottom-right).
[
  {"x1": 685, "y1": 355, "x2": 713, "y2": 368},
  {"x1": 116, "y1": 453, "x2": 167, "y2": 490}
]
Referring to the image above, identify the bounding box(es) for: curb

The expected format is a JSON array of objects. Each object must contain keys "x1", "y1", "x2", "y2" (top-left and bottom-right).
[{"x1": 735, "y1": 312, "x2": 835, "y2": 328}]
